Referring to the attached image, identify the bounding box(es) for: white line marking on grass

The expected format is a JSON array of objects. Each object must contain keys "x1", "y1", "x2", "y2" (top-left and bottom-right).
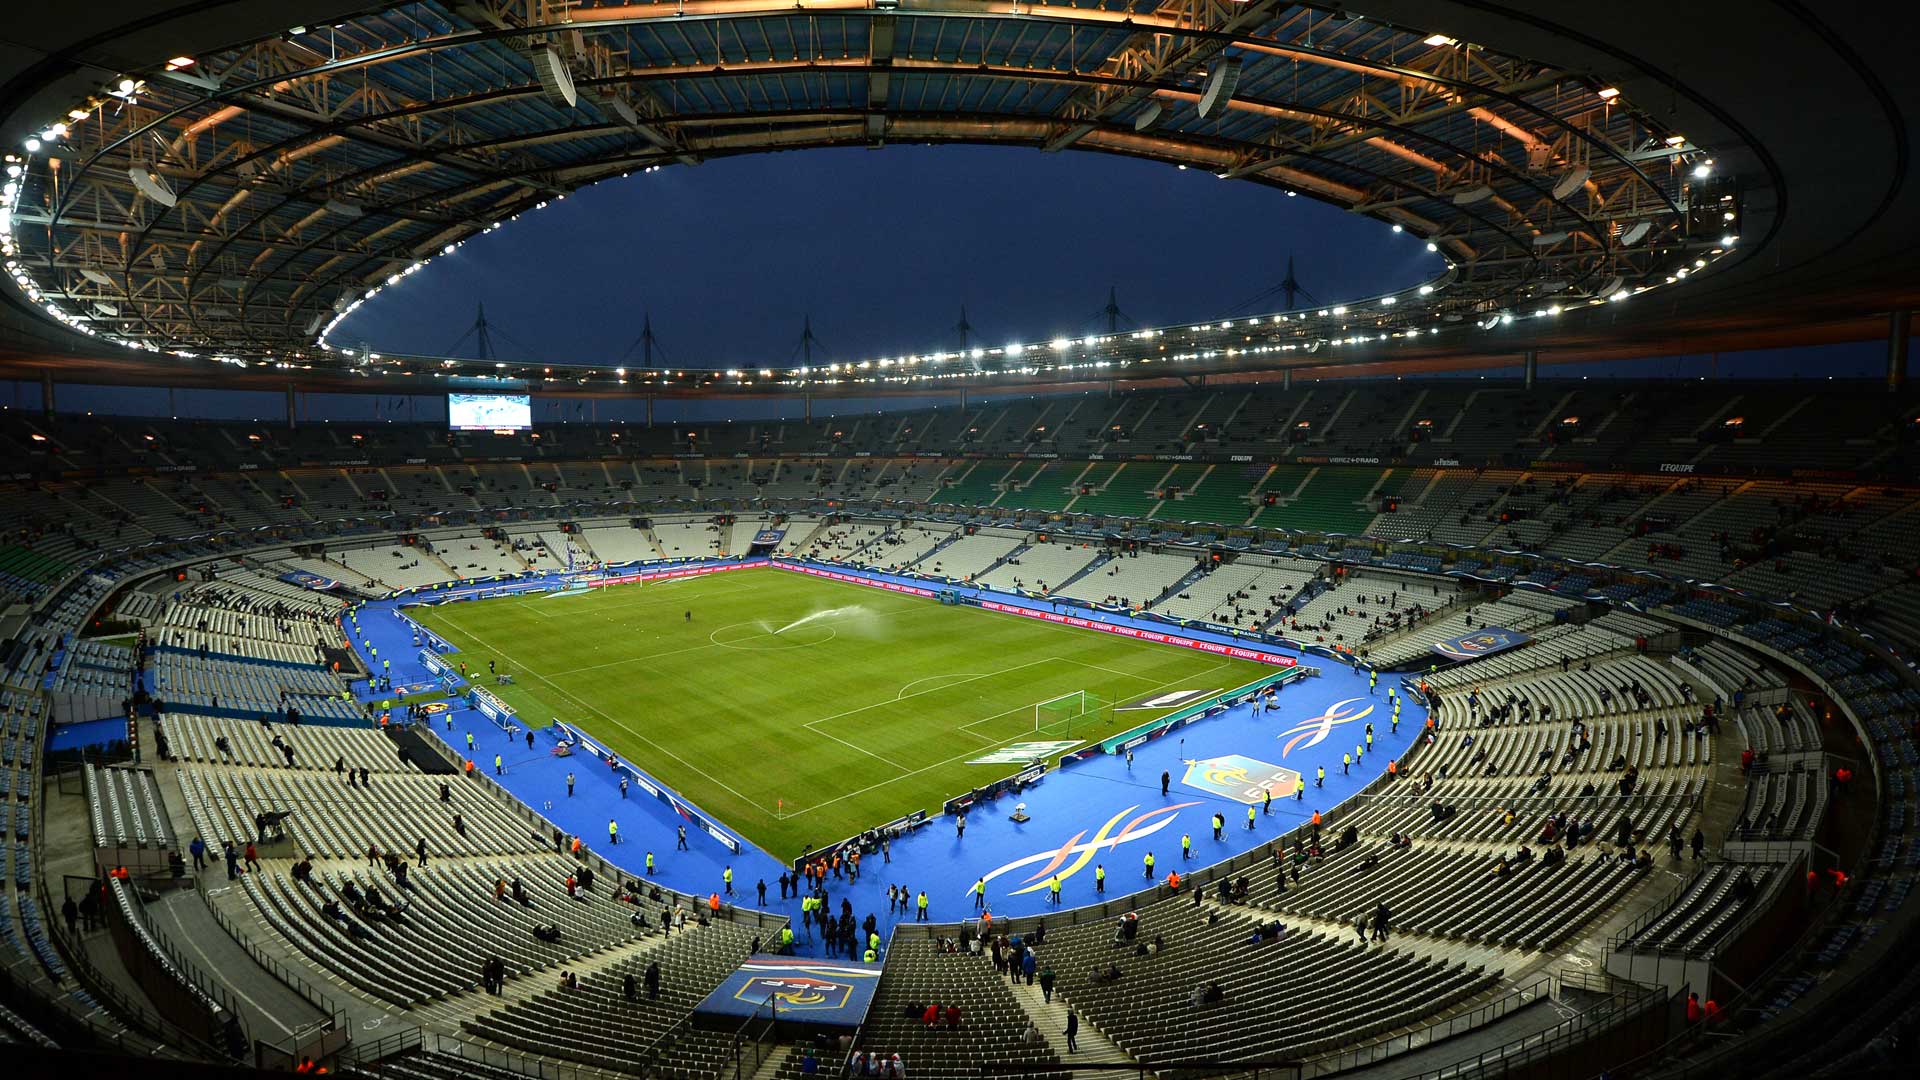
[
  {"x1": 539, "y1": 595, "x2": 943, "y2": 677},
  {"x1": 800, "y1": 720, "x2": 913, "y2": 771},
  {"x1": 1061, "y1": 657, "x2": 1166, "y2": 682},
  {"x1": 801, "y1": 657, "x2": 1065, "y2": 730},
  {"x1": 443, "y1": 620, "x2": 770, "y2": 812},
  {"x1": 785, "y1": 660, "x2": 1232, "y2": 819},
  {"x1": 894, "y1": 673, "x2": 986, "y2": 699}
]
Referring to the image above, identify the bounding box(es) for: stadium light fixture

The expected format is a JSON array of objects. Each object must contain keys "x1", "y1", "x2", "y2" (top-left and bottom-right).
[
  {"x1": 1426, "y1": 241, "x2": 1439, "y2": 252},
  {"x1": 1597, "y1": 87, "x2": 1621, "y2": 100},
  {"x1": 1692, "y1": 163, "x2": 1711, "y2": 179},
  {"x1": 1391, "y1": 224, "x2": 1403, "y2": 232}
]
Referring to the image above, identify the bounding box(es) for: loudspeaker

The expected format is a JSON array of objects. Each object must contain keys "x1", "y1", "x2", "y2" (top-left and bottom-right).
[
  {"x1": 127, "y1": 166, "x2": 177, "y2": 207},
  {"x1": 533, "y1": 45, "x2": 577, "y2": 108},
  {"x1": 1551, "y1": 166, "x2": 1590, "y2": 201},
  {"x1": 1197, "y1": 57, "x2": 1242, "y2": 119},
  {"x1": 1133, "y1": 101, "x2": 1163, "y2": 131}
]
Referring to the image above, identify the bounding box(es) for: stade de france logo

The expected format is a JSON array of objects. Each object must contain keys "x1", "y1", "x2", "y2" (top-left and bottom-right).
[
  {"x1": 1276, "y1": 697, "x2": 1374, "y2": 757},
  {"x1": 1181, "y1": 754, "x2": 1300, "y2": 805},
  {"x1": 737, "y1": 975, "x2": 856, "y2": 1010},
  {"x1": 1453, "y1": 632, "x2": 1510, "y2": 652},
  {"x1": 972, "y1": 802, "x2": 1199, "y2": 899}
]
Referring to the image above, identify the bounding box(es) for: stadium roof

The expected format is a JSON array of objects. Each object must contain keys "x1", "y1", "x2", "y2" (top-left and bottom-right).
[{"x1": 0, "y1": 1, "x2": 1915, "y2": 395}]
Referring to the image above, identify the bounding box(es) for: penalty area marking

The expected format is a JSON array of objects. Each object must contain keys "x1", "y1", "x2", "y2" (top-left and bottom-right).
[
  {"x1": 779, "y1": 657, "x2": 1228, "y2": 814},
  {"x1": 895, "y1": 673, "x2": 987, "y2": 699},
  {"x1": 783, "y1": 659, "x2": 1234, "y2": 818}
]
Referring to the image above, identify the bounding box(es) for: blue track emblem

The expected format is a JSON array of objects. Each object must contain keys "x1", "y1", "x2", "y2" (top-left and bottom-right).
[{"x1": 1180, "y1": 754, "x2": 1299, "y2": 804}]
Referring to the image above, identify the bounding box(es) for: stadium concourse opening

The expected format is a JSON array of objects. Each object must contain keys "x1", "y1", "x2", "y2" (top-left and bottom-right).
[{"x1": 346, "y1": 558, "x2": 1418, "y2": 952}]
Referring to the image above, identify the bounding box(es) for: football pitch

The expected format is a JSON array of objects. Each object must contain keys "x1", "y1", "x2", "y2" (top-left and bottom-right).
[{"x1": 407, "y1": 567, "x2": 1274, "y2": 858}]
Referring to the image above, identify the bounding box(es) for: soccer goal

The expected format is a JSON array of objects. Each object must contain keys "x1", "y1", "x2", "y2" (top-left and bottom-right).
[{"x1": 1034, "y1": 690, "x2": 1108, "y2": 737}]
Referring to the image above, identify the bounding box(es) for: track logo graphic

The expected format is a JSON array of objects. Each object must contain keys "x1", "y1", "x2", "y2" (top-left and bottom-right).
[
  {"x1": 737, "y1": 975, "x2": 856, "y2": 1010},
  {"x1": 972, "y1": 802, "x2": 1197, "y2": 898},
  {"x1": 1181, "y1": 754, "x2": 1300, "y2": 804},
  {"x1": 1276, "y1": 697, "x2": 1374, "y2": 757}
]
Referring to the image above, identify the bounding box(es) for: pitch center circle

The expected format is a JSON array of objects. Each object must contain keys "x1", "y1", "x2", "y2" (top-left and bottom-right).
[{"x1": 709, "y1": 620, "x2": 838, "y2": 650}]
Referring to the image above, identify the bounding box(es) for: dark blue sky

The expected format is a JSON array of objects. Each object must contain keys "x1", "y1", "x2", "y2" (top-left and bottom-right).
[{"x1": 340, "y1": 145, "x2": 1444, "y2": 368}]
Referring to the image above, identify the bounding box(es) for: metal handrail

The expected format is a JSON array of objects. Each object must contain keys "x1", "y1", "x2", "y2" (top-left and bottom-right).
[
  {"x1": 192, "y1": 872, "x2": 348, "y2": 1023},
  {"x1": 1298, "y1": 973, "x2": 1557, "y2": 1079}
]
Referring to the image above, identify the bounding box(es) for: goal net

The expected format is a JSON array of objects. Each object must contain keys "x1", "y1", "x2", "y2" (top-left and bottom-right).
[{"x1": 1034, "y1": 690, "x2": 1108, "y2": 737}]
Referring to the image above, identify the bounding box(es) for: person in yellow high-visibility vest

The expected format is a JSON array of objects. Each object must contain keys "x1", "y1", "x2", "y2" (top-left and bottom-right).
[
  {"x1": 1143, "y1": 851, "x2": 1156, "y2": 879},
  {"x1": 1095, "y1": 864, "x2": 1106, "y2": 894}
]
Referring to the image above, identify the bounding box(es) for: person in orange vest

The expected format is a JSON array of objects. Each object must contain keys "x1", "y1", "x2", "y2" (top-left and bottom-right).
[
  {"x1": 709, "y1": 892, "x2": 722, "y2": 914},
  {"x1": 465, "y1": 758, "x2": 475, "y2": 776},
  {"x1": 378, "y1": 712, "x2": 388, "y2": 728},
  {"x1": 1311, "y1": 810, "x2": 1323, "y2": 827},
  {"x1": 1387, "y1": 760, "x2": 1399, "y2": 778},
  {"x1": 570, "y1": 836, "x2": 582, "y2": 855},
  {"x1": 1165, "y1": 870, "x2": 1181, "y2": 892},
  {"x1": 1685, "y1": 992, "x2": 1702, "y2": 1024}
]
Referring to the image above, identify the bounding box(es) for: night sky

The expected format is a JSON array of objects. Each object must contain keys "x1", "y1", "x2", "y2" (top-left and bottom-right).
[{"x1": 339, "y1": 145, "x2": 1444, "y2": 369}]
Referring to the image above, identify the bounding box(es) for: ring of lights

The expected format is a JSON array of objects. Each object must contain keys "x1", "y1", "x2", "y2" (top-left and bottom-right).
[{"x1": 0, "y1": 1, "x2": 1747, "y2": 390}]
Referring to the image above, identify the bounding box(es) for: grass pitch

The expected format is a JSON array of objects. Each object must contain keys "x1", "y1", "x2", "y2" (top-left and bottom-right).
[{"x1": 409, "y1": 568, "x2": 1270, "y2": 857}]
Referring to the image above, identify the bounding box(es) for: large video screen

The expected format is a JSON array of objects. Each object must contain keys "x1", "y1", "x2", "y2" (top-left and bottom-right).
[{"x1": 449, "y1": 393, "x2": 532, "y2": 431}]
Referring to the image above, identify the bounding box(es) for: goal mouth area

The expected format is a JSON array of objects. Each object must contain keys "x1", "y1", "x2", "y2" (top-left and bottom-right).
[{"x1": 1034, "y1": 690, "x2": 1111, "y2": 737}]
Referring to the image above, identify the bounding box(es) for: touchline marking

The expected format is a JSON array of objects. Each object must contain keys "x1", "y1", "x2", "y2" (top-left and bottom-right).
[
  {"x1": 537, "y1": 592, "x2": 941, "y2": 676},
  {"x1": 441, "y1": 620, "x2": 767, "y2": 811}
]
